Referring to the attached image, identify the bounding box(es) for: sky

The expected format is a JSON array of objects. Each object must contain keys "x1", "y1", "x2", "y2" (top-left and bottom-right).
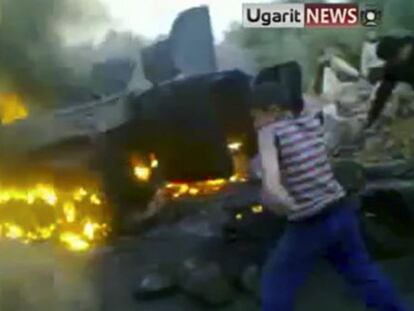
[{"x1": 98, "y1": 0, "x2": 271, "y2": 43}]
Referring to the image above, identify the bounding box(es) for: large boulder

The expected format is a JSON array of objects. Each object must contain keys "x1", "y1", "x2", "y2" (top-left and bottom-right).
[{"x1": 177, "y1": 258, "x2": 236, "y2": 306}]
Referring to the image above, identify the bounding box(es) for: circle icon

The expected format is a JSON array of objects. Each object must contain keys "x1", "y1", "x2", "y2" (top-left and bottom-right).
[{"x1": 366, "y1": 11, "x2": 376, "y2": 22}]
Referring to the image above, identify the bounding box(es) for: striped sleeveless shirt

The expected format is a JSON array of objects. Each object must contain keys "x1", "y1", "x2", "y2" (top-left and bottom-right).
[{"x1": 272, "y1": 112, "x2": 345, "y2": 221}]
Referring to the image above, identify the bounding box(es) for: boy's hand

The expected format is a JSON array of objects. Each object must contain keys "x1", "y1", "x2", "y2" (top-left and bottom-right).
[{"x1": 260, "y1": 189, "x2": 293, "y2": 216}]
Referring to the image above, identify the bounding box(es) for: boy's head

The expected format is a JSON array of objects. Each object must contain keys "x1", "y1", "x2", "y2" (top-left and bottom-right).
[
  {"x1": 254, "y1": 61, "x2": 304, "y2": 116},
  {"x1": 250, "y1": 82, "x2": 290, "y2": 128}
]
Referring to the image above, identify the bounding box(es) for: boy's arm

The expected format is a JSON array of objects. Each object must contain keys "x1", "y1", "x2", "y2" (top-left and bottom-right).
[{"x1": 258, "y1": 125, "x2": 296, "y2": 215}]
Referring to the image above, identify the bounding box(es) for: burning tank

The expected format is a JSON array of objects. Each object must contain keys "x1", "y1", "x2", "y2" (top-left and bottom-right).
[
  {"x1": 0, "y1": 6, "x2": 261, "y2": 250},
  {"x1": 0, "y1": 3, "x2": 311, "y2": 252}
]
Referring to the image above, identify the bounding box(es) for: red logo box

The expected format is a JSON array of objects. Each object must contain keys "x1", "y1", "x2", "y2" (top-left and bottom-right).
[{"x1": 305, "y1": 3, "x2": 359, "y2": 28}]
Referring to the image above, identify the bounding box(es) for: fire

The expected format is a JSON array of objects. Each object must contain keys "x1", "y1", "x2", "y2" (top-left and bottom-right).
[
  {"x1": 251, "y1": 205, "x2": 264, "y2": 214},
  {"x1": 82, "y1": 220, "x2": 103, "y2": 241},
  {"x1": 164, "y1": 179, "x2": 228, "y2": 198},
  {"x1": 73, "y1": 187, "x2": 88, "y2": 201},
  {"x1": 3, "y1": 223, "x2": 25, "y2": 239},
  {"x1": 134, "y1": 166, "x2": 151, "y2": 182},
  {"x1": 150, "y1": 153, "x2": 159, "y2": 168},
  {"x1": 60, "y1": 232, "x2": 90, "y2": 252},
  {"x1": 63, "y1": 202, "x2": 76, "y2": 223},
  {"x1": 0, "y1": 93, "x2": 28, "y2": 125},
  {"x1": 131, "y1": 151, "x2": 249, "y2": 199},
  {"x1": 90, "y1": 194, "x2": 102, "y2": 205},
  {"x1": 131, "y1": 154, "x2": 153, "y2": 182},
  {"x1": 0, "y1": 183, "x2": 108, "y2": 252},
  {"x1": 228, "y1": 141, "x2": 243, "y2": 152}
]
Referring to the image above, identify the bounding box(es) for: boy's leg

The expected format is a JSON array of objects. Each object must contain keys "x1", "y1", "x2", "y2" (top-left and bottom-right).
[
  {"x1": 261, "y1": 224, "x2": 321, "y2": 311},
  {"x1": 325, "y1": 207, "x2": 410, "y2": 311}
]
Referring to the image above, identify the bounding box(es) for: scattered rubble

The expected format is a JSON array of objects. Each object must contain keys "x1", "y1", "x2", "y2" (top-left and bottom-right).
[
  {"x1": 134, "y1": 267, "x2": 177, "y2": 300},
  {"x1": 177, "y1": 258, "x2": 236, "y2": 306}
]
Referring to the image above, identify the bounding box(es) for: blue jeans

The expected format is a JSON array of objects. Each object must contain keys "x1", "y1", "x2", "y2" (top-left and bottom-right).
[{"x1": 261, "y1": 197, "x2": 410, "y2": 311}]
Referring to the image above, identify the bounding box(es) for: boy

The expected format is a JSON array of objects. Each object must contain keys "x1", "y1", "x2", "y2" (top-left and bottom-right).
[{"x1": 251, "y1": 80, "x2": 410, "y2": 311}]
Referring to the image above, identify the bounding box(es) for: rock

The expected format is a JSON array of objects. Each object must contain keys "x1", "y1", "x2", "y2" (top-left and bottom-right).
[
  {"x1": 134, "y1": 266, "x2": 177, "y2": 300},
  {"x1": 362, "y1": 160, "x2": 414, "y2": 181},
  {"x1": 240, "y1": 265, "x2": 260, "y2": 298},
  {"x1": 332, "y1": 159, "x2": 365, "y2": 193},
  {"x1": 363, "y1": 180, "x2": 414, "y2": 217},
  {"x1": 395, "y1": 83, "x2": 414, "y2": 102},
  {"x1": 176, "y1": 207, "x2": 228, "y2": 239},
  {"x1": 134, "y1": 264, "x2": 178, "y2": 300},
  {"x1": 360, "y1": 180, "x2": 414, "y2": 257},
  {"x1": 223, "y1": 207, "x2": 283, "y2": 245},
  {"x1": 323, "y1": 106, "x2": 364, "y2": 153},
  {"x1": 178, "y1": 259, "x2": 236, "y2": 306},
  {"x1": 336, "y1": 82, "x2": 363, "y2": 110}
]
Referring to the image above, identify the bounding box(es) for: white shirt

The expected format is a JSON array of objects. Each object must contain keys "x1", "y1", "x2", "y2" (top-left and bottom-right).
[{"x1": 360, "y1": 42, "x2": 385, "y2": 77}]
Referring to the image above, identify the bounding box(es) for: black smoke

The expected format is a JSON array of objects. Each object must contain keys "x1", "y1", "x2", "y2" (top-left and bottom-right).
[{"x1": 0, "y1": 0, "x2": 109, "y2": 107}]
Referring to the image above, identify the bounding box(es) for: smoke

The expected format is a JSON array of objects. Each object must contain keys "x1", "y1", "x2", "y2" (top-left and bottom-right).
[
  {"x1": 0, "y1": 0, "x2": 109, "y2": 107},
  {"x1": 61, "y1": 30, "x2": 151, "y2": 97},
  {"x1": 224, "y1": 24, "x2": 366, "y2": 91},
  {"x1": 215, "y1": 42, "x2": 257, "y2": 76}
]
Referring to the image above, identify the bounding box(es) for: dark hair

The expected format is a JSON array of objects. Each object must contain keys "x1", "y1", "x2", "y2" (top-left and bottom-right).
[
  {"x1": 250, "y1": 82, "x2": 289, "y2": 111},
  {"x1": 252, "y1": 61, "x2": 304, "y2": 115}
]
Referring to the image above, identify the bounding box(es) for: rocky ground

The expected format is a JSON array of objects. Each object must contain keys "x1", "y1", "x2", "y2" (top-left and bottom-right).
[
  {"x1": 90, "y1": 79, "x2": 414, "y2": 311},
  {"x1": 3, "y1": 160, "x2": 414, "y2": 310},
  {"x1": 3, "y1": 80, "x2": 414, "y2": 311},
  {"x1": 91, "y1": 184, "x2": 414, "y2": 311}
]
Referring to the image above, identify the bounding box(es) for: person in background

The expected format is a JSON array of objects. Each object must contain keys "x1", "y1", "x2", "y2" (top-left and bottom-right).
[
  {"x1": 361, "y1": 31, "x2": 385, "y2": 85},
  {"x1": 312, "y1": 47, "x2": 361, "y2": 101},
  {"x1": 250, "y1": 74, "x2": 410, "y2": 311},
  {"x1": 366, "y1": 35, "x2": 414, "y2": 128}
]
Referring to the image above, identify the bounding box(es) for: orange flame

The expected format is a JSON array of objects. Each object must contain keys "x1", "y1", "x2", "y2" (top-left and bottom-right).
[
  {"x1": 131, "y1": 151, "x2": 248, "y2": 199},
  {"x1": 0, "y1": 93, "x2": 28, "y2": 125},
  {"x1": 0, "y1": 183, "x2": 109, "y2": 252}
]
